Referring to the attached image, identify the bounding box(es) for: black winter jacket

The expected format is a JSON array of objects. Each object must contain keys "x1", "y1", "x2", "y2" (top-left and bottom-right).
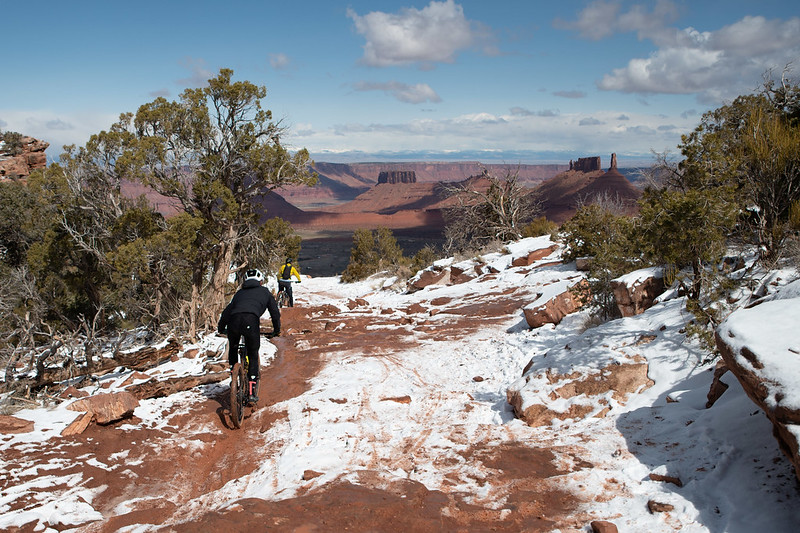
[{"x1": 218, "y1": 279, "x2": 281, "y2": 335}]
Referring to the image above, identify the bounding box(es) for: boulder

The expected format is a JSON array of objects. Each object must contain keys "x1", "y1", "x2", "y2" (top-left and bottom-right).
[
  {"x1": 449, "y1": 265, "x2": 477, "y2": 284},
  {"x1": 511, "y1": 244, "x2": 559, "y2": 267},
  {"x1": 523, "y1": 279, "x2": 589, "y2": 328},
  {"x1": 59, "y1": 385, "x2": 89, "y2": 399},
  {"x1": 590, "y1": 521, "x2": 618, "y2": 533},
  {"x1": 67, "y1": 391, "x2": 139, "y2": 424},
  {"x1": 347, "y1": 298, "x2": 369, "y2": 310},
  {"x1": 507, "y1": 361, "x2": 653, "y2": 427},
  {"x1": 408, "y1": 268, "x2": 450, "y2": 291},
  {"x1": 61, "y1": 412, "x2": 93, "y2": 436},
  {"x1": 705, "y1": 360, "x2": 729, "y2": 408},
  {"x1": 610, "y1": 268, "x2": 665, "y2": 317}
]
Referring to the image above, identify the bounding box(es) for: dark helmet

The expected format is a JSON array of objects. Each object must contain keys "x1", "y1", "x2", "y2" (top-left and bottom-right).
[{"x1": 285, "y1": 258, "x2": 293, "y2": 264}]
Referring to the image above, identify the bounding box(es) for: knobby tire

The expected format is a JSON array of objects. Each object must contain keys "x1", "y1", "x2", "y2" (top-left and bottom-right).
[
  {"x1": 229, "y1": 362, "x2": 247, "y2": 429},
  {"x1": 278, "y1": 290, "x2": 289, "y2": 308}
]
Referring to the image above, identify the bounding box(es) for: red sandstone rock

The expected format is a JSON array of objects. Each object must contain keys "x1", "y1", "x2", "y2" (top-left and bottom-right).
[
  {"x1": 610, "y1": 269, "x2": 665, "y2": 317},
  {"x1": 59, "y1": 385, "x2": 89, "y2": 399},
  {"x1": 0, "y1": 414, "x2": 34, "y2": 434},
  {"x1": 0, "y1": 136, "x2": 49, "y2": 178},
  {"x1": 507, "y1": 361, "x2": 653, "y2": 427},
  {"x1": 67, "y1": 391, "x2": 139, "y2": 424},
  {"x1": 716, "y1": 327, "x2": 800, "y2": 483},
  {"x1": 61, "y1": 412, "x2": 94, "y2": 436},
  {"x1": 649, "y1": 473, "x2": 683, "y2": 487},
  {"x1": 449, "y1": 265, "x2": 478, "y2": 284},
  {"x1": 409, "y1": 268, "x2": 450, "y2": 291},
  {"x1": 511, "y1": 244, "x2": 559, "y2": 267},
  {"x1": 705, "y1": 360, "x2": 729, "y2": 408},
  {"x1": 522, "y1": 279, "x2": 589, "y2": 328},
  {"x1": 590, "y1": 520, "x2": 619, "y2": 533},
  {"x1": 647, "y1": 500, "x2": 674, "y2": 513}
]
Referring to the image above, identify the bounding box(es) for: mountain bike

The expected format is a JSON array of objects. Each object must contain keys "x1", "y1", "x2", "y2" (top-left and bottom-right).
[
  {"x1": 229, "y1": 338, "x2": 256, "y2": 429},
  {"x1": 277, "y1": 280, "x2": 299, "y2": 308}
]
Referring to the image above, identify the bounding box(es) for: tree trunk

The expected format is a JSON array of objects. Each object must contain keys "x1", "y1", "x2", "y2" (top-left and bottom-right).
[
  {"x1": 189, "y1": 282, "x2": 200, "y2": 341},
  {"x1": 204, "y1": 225, "x2": 238, "y2": 332}
]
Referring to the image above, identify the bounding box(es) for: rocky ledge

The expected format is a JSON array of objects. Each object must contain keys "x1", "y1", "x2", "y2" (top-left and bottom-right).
[
  {"x1": 714, "y1": 279, "x2": 800, "y2": 483},
  {"x1": 0, "y1": 136, "x2": 49, "y2": 178}
]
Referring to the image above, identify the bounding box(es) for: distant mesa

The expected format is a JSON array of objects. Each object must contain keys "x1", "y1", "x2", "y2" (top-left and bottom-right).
[
  {"x1": 569, "y1": 153, "x2": 619, "y2": 173},
  {"x1": 377, "y1": 170, "x2": 416, "y2": 184},
  {"x1": 538, "y1": 152, "x2": 640, "y2": 222},
  {"x1": 569, "y1": 156, "x2": 601, "y2": 172}
]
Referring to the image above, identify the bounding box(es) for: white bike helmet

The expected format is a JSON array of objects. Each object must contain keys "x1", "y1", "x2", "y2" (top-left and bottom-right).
[{"x1": 244, "y1": 268, "x2": 264, "y2": 283}]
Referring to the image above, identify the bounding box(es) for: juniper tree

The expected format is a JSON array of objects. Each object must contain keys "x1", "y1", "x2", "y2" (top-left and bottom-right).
[{"x1": 118, "y1": 69, "x2": 317, "y2": 337}]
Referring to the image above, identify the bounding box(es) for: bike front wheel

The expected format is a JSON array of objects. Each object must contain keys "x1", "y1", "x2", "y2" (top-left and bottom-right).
[{"x1": 229, "y1": 362, "x2": 247, "y2": 429}]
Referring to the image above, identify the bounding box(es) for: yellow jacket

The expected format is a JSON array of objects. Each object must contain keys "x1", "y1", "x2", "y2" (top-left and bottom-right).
[{"x1": 278, "y1": 262, "x2": 301, "y2": 282}]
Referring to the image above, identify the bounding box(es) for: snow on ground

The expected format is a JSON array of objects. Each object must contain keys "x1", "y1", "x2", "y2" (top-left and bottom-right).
[{"x1": 1, "y1": 236, "x2": 799, "y2": 532}]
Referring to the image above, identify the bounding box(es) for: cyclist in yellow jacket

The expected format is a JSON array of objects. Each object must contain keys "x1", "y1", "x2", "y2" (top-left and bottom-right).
[{"x1": 277, "y1": 258, "x2": 301, "y2": 307}]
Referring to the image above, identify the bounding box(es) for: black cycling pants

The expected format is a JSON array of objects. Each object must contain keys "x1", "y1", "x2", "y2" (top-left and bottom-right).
[
  {"x1": 278, "y1": 280, "x2": 294, "y2": 306},
  {"x1": 226, "y1": 312, "x2": 261, "y2": 381}
]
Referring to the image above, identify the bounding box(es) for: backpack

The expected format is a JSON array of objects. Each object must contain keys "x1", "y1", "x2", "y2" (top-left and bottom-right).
[{"x1": 281, "y1": 264, "x2": 292, "y2": 280}]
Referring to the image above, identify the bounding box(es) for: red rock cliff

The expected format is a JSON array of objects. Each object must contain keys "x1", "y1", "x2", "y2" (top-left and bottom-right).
[{"x1": 0, "y1": 136, "x2": 49, "y2": 178}]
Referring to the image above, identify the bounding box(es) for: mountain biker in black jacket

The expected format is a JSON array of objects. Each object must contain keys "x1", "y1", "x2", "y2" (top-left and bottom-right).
[{"x1": 217, "y1": 268, "x2": 280, "y2": 403}]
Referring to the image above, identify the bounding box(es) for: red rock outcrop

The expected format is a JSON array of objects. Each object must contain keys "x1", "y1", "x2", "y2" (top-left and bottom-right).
[
  {"x1": 67, "y1": 391, "x2": 139, "y2": 425},
  {"x1": 610, "y1": 269, "x2": 665, "y2": 317},
  {"x1": 61, "y1": 412, "x2": 94, "y2": 436},
  {"x1": 0, "y1": 136, "x2": 49, "y2": 178},
  {"x1": 377, "y1": 170, "x2": 416, "y2": 184},
  {"x1": 507, "y1": 360, "x2": 653, "y2": 427},
  {"x1": 511, "y1": 244, "x2": 559, "y2": 267},
  {"x1": 0, "y1": 415, "x2": 34, "y2": 434},
  {"x1": 408, "y1": 268, "x2": 450, "y2": 291},
  {"x1": 715, "y1": 301, "x2": 800, "y2": 483},
  {"x1": 534, "y1": 154, "x2": 641, "y2": 223},
  {"x1": 523, "y1": 279, "x2": 589, "y2": 328},
  {"x1": 569, "y1": 156, "x2": 601, "y2": 172},
  {"x1": 591, "y1": 520, "x2": 619, "y2": 533}
]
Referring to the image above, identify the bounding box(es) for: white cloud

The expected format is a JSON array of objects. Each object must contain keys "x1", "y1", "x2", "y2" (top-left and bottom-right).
[
  {"x1": 510, "y1": 107, "x2": 559, "y2": 117},
  {"x1": 176, "y1": 57, "x2": 213, "y2": 88},
  {"x1": 149, "y1": 88, "x2": 171, "y2": 98},
  {"x1": 555, "y1": 0, "x2": 680, "y2": 41},
  {"x1": 0, "y1": 109, "x2": 117, "y2": 156},
  {"x1": 558, "y1": 3, "x2": 800, "y2": 103},
  {"x1": 288, "y1": 108, "x2": 694, "y2": 162},
  {"x1": 593, "y1": 13, "x2": 800, "y2": 101},
  {"x1": 353, "y1": 81, "x2": 442, "y2": 104},
  {"x1": 554, "y1": 90, "x2": 586, "y2": 99},
  {"x1": 347, "y1": 0, "x2": 490, "y2": 67},
  {"x1": 270, "y1": 53, "x2": 291, "y2": 70}
]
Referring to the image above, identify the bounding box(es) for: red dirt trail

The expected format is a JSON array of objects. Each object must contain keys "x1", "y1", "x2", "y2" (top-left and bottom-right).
[{"x1": 3, "y1": 295, "x2": 589, "y2": 532}]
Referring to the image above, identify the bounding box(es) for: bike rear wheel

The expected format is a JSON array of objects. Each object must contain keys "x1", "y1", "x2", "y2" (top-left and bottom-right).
[
  {"x1": 277, "y1": 290, "x2": 289, "y2": 308},
  {"x1": 229, "y1": 362, "x2": 247, "y2": 429}
]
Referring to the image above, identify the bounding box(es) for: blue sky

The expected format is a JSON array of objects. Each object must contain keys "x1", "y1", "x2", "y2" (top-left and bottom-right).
[{"x1": 2, "y1": 0, "x2": 799, "y2": 166}]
